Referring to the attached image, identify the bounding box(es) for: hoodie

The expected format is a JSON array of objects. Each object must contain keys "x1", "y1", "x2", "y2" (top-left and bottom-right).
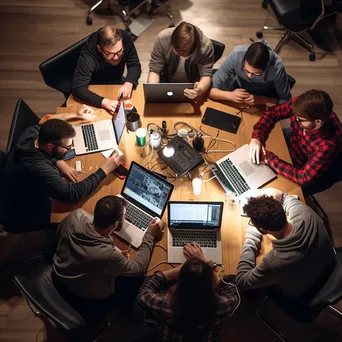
[
  {"x1": 212, "y1": 41, "x2": 291, "y2": 104},
  {"x1": 236, "y1": 194, "x2": 335, "y2": 299},
  {"x1": 3, "y1": 125, "x2": 106, "y2": 232},
  {"x1": 72, "y1": 29, "x2": 142, "y2": 107},
  {"x1": 53, "y1": 208, "x2": 155, "y2": 299}
]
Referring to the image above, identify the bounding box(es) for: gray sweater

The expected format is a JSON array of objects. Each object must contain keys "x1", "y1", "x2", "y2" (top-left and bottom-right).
[
  {"x1": 53, "y1": 209, "x2": 154, "y2": 299},
  {"x1": 212, "y1": 41, "x2": 291, "y2": 104},
  {"x1": 236, "y1": 194, "x2": 335, "y2": 298}
]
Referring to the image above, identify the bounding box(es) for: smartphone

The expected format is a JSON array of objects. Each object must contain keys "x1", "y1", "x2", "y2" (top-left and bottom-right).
[
  {"x1": 113, "y1": 162, "x2": 128, "y2": 179},
  {"x1": 63, "y1": 148, "x2": 76, "y2": 160}
]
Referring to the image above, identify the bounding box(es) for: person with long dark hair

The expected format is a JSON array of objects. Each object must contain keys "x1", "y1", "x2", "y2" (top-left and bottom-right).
[{"x1": 138, "y1": 243, "x2": 239, "y2": 341}]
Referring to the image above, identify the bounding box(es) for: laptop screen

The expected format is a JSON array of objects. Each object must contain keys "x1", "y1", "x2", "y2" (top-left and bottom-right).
[
  {"x1": 122, "y1": 162, "x2": 174, "y2": 217},
  {"x1": 168, "y1": 202, "x2": 223, "y2": 229},
  {"x1": 113, "y1": 95, "x2": 126, "y2": 145}
]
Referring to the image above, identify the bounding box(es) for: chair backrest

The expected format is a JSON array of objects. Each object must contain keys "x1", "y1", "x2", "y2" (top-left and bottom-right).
[
  {"x1": 14, "y1": 265, "x2": 86, "y2": 333},
  {"x1": 0, "y1": 151, "x2": 7, "y2": 225},
  {"x1": 6, "y1": 100, "x2": 40, "y2": 154},
  {"x1": 210, "y1": 39, "x2": 225, "y2": 64},
  {"x1": 39, "y1": 36, "x2": 89, "y2": 99},
  {"x1": 310, "y1": 247, "x2": 342, "y2": 309},
  {"x1": 288, "y1": 74, "x2": 296, "y2": 89}
]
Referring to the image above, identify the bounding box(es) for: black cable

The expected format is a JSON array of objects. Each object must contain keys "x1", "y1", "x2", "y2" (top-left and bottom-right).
[{"x1": 154, "y1": 245, "x2": 168, "y2": 252}]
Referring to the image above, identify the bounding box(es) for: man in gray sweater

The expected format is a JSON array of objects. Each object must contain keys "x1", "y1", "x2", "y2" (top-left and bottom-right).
[
  {"x1": 236, "y1": 189, "x2": 335, "y2": 300},
  {"x1": 210, "y1": 41, "x2": 291, "y2": 106},
  {"x1": 53, "y1": 195, "x2": 162, "y2": 315}
]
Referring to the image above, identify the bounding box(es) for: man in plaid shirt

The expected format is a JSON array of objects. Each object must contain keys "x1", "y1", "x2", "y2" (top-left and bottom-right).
[
  {"x1": 137, "y1": 243, "x2": 240, "y2": 342},
  {"x1": 249, "y1": 89, "x2": 342, "y2": 195}
]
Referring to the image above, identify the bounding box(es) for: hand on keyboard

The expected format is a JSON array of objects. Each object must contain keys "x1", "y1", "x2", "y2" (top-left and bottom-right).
[{"x1": 183, "y1": 242, "x2": 209, "y2": 263}]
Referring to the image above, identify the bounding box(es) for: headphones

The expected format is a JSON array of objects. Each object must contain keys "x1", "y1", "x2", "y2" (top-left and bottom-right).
[{"x1": 174, "y1": 122, "x2": 196, "y2": 138}]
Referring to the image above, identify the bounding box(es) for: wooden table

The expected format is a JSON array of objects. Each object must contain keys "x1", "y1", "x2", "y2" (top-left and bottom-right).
[{"x1": 52, "y1": 85, "x2": 303, "y2": 275}]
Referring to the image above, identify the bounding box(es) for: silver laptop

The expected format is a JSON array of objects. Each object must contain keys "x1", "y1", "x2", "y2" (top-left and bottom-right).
[
  {"x1": 114, "y1": 162, "x2": 174, "y2": 248},
  {"x1": 73, "y1": 95, "x2": 126, "y2": 155},
  {"x1": 143, "y1": 83, "x2": 194, "y2": 103},
  {"x1": 215, "y1": 144, "x2": 276, "y2": 196},
  {"x1": 167, "y1": 201, "x2": 224, "y2": 264}
]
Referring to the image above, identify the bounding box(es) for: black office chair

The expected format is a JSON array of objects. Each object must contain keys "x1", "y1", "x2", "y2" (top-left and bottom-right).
[
  {"x1": 14, "y1": 263, "x2": 111, "y2": 342},
  {"x1": 256, "y1": 247, "x2": 342, "y2": 342},
  {"x1": 39, "y1": 36, "x2": 89, "y2": 100},
  {"x1": 256, "y1": 0, "x2": 337, "y2": 61},
  {"x1": 6, "y1": 100, "x2": 40, "y2": 154},
  {"x1": 0, "y1": 151, "x2": 7, "y2": 228},
  {"x1": 211, "y1": 39, "x2": 225, "y2": 64},
  {"x1": 86, "y1": 0, "x2": 174, "y2": 29}
]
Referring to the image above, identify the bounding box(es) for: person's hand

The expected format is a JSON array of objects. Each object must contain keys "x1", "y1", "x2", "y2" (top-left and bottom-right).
[
  {"x1": 101, "y1": 151, "x2": 121, "y2": 175},
  {"x1": 146, "y1": 218, "x2": 164, "y2": 241},
  {"x1": 184, "y1": 82, "x2": 200, "y2": 100},
  {"x1": 101, "y1": 98, "x2": 118, "y2": 114},
  {"x1": 118, "y1": 82, "x2": 133, "y2": 99},
  {"x1": 249, "y1": 138, "x2": 262, "y2": 164},
  {"x1": 244, "y1": 95, "x2": 266, "y2": 106},
  {"x1": 76, "y1": 104, "x2": 94, "y2": 117},
  {"x1": 121, "y1": 250, "x2": 131, "y2": 260},
  {"x1": 183, "y1": 242, "x2": 209, "y2": 263},
  {"x1": 228, "y1": 89, "x2": 250, "y2": 103},
  {"x1": 56, "y1": 161, "x2": 78, "y2": 183}
]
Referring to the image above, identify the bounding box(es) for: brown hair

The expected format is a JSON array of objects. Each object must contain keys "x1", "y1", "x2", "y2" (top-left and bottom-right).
[
  {"x1": 97, "y1": 26, "x2": 122, "y2": 48},
  {"x1": 293, "y1": 89, "x2": 333, "y2": 121},
  {"x1": 171, "y1": 22, "x2": 200, "y2": 57},
  {"x1": 243, "y1": 195, "x2": 287, "y2": 232},
  {"x1": 244, "y1": 42, "x2": 270, "y2": 70},
  {"x1": 38, "y1": 119, "x2": 75, "y2": 145}
]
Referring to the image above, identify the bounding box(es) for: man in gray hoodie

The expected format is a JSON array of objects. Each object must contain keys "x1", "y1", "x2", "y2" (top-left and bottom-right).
[
  {"x1": 236, "y1": 189, "x2": 335, "y2": 300},
  {"x1": 210, "y1": 41, "x2": 291, "y2": 106}
]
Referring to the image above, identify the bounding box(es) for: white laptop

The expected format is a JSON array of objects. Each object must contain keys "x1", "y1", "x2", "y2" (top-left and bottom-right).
[
  {"x1": 167, "y1": 201, "x2": 224, "y2": 264},
  {"x1": 114, "y1": 161, "x2": 174, "y2": 248},
  {"x1": 143, "y1": 83, "x2": 193, "y2": 103},
  {"x1": 215, "y1": 144, "x2": 276, "y2": 197},
  {"x1": 73, "y1": 95, "x2": 126, "y2": 155}
]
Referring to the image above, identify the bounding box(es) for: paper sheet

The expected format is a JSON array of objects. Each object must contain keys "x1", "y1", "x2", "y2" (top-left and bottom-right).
[{"x1": 101, "y1": 147, "x2": 123, "y2": 158}]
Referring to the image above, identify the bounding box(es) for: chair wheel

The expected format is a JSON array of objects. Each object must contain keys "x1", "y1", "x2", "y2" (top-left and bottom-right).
[
  {"x1": 262, "y1": 0, "x2": 268, "y2": 9},
  {"x1": 309, "y1": 53, "x2": 316, "y2": 61},
  {"x1": 86, "y1": 16, "x2": 92, "y2": 25},
  {"x1": 256, "y1": 31, "x2": 263, "y2": 39}
]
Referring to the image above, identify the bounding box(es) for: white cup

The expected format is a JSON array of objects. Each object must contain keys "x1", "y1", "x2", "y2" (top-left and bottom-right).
[{"x1": 192, "y1": 177, "x2": 202, "y2": 196}]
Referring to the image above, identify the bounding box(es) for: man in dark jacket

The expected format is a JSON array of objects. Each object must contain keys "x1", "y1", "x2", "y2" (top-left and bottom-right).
[
  {"x1": 3, "y1": 118, "x2": 121, "y2": 232},
  {"x1": 72, "y1": 26, "x2": 141, "y2": 113}
]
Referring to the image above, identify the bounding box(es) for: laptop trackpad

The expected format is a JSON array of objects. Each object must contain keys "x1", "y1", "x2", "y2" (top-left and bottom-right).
[
  {"x1": 98, "y1": 129, "x2": 111, "y2": 141},
  {"x1": 238, "y1": 160, "x2": 255, "y2": 177}
]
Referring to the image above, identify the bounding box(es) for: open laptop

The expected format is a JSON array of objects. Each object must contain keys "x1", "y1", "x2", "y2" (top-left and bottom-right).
[
  {"x1": 157, "y1": 136, "x2": 204, "y2": 177},
  {"x1": 215, "y1": 144, "x2": 276, "y2": 196},
  {"x1": 167, "y1": 201, "x2": 224, "y2": 264},
  {"x1": 73, "y1": 95, "x2": 126, "y2": 155},
  {"x1": 114, "y1": 161, "x2": 174, "y2": 248},
  {"x1": 143, "y1": 83, "x2": 193, "y2": 103}
]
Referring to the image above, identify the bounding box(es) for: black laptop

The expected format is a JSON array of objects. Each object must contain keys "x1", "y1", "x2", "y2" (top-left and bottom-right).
[{"x1": 157, "y1": 136, "x2": 204, "y2": 177}]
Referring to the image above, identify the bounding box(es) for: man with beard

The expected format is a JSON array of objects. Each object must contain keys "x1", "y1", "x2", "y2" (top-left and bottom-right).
[
  {"x1": 53, "y1": 196, "x2": 163, "y2": 319},
  {"x1": 72, "y1": 26, "x2": 142, "y2": 113},
  {"x1": 3, "y1": 117, "x2": 121, "y2": 232}
]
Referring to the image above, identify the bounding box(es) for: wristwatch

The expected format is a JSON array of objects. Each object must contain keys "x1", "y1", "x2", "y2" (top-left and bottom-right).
[{"x1": 206, "y1": 260, "x2": 217, "y2": 270}]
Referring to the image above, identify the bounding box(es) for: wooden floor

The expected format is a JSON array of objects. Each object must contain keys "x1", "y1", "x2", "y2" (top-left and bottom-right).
[{"x1": 0, "y1": 1, "x2": 342, "y2": 341}]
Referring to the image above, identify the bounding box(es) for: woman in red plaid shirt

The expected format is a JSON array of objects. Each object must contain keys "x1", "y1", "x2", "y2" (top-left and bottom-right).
[{"x1": 249, "y1": 89, "x2": 342, "y2": 195}]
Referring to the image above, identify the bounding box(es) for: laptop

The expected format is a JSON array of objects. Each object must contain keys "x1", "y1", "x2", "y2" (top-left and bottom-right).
[
  {"x1": 143, "y1": 83, "x2": 193, "y2": 103},
  {"x1": 215, "y1": 144, "x2": 276, "y2": 196},
  {"x1": 157, "y1": 136, "x2": 204, "y2": 177},
  {"x1": 114, "y1": 161, "x2": 174, "y2": 248},
  {"x1": 167, "y1": 201, "x2": 224, "y2": 264},
  {"x1": 73, "y1": 95, "x2": 126, "y2": 155}
]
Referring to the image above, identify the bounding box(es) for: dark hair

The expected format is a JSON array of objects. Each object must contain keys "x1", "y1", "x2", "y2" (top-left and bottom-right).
[
  {"x1": 93, "y1": 196, "x2": 127, "y2": 230},
  {"x1": 293, "y1": 89, "x2": 333, "y2": 121},
  {"x1": 171, "y1": 22, "x2": 200, "y2": 57},
  {"x1": 243, "y1": 195, "x2": 287, "y2": 231},
  {"x1": 244, "y1": 42, "x2": 270, "y2": 70},
  {"x1": 97, "y1": 26, "x2": 122, "y2": 48},
  {"x1": 38, "y1": 119, "x2": 75, "y2": 145},
  {"x1": 173, "y1": 259, "x2": 216, "y2": 328}
]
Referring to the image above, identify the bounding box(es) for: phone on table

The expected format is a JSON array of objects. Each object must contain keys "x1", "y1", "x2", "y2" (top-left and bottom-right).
[
  {"x1": 63, "y1": 148, "x2": 76, "y2": 160},
  {"x1": 113, "y1": 162, "x2": 128, "y2": 179}
]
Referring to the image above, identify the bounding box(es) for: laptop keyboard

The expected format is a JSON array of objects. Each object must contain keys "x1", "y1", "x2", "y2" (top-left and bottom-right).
[
  {"x1": 218, "y1": 159, "x2": 250, "y2": 195},
  {"x1": 172, "y1": 230, "x2": 217, "y2": 248},
  {"x1": 82, "y1": 124, "x2": 98, "y2": 151},
  {"x1": 126, "y1": 202, "x2": 151, "y2": 231}
]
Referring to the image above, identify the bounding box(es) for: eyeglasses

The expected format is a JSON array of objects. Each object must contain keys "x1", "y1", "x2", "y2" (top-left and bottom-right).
[
  {"x1": 101, "y1": 47, "x2": 124, "y2": 59},
  {"x1": 50, "y1": 141, "x2": 73, "y2": 151},
  {"x1": 295, "y1": 116, "x2": 311, "y2": 124},
  {"x1": 242, "y1": 64, "x2": 263, "y2": 77}
]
